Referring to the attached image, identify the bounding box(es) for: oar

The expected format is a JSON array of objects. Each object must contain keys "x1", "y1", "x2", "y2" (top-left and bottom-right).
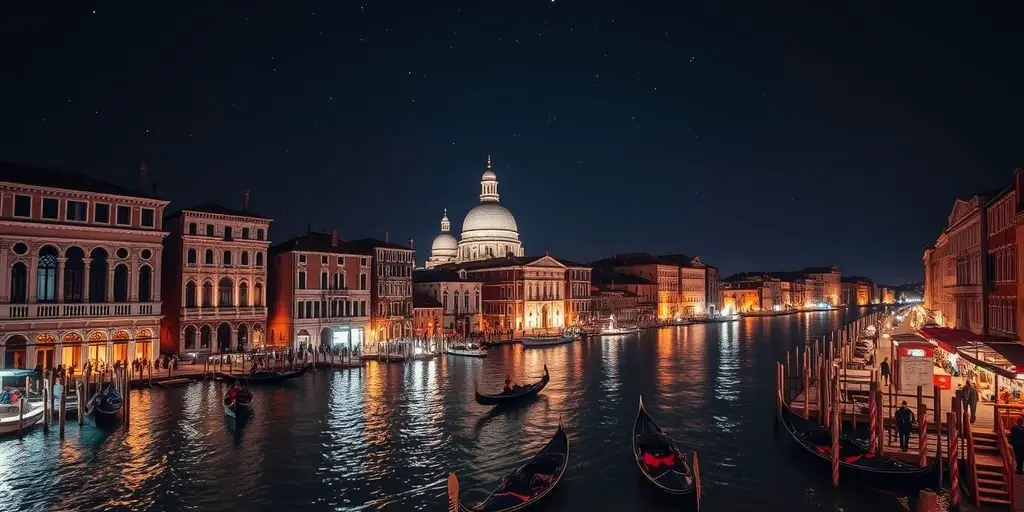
[{"x1": 447, "y1": 473, "x2": 460, "y2": 512}]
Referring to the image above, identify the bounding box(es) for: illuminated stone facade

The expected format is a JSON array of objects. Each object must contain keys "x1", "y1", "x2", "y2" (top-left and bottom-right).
[
  {"x1": 349, "y1": 238, "x2": 414, "y2": 342},
  {"x1": 0, "y1": 162, "x2": 167, "y2": 369},
  {"x1": 161, "y1": 197, "x2": 272, "y2": 355},
  {"x1": 840, "y1": 277, "x2": 873, "y2": 306},
  {"x1": 593, "y1": 253, "x2": 714, "y2": 320},
  {"x1": 413, "y1": 268, "x2": 483, "y2": 335}
]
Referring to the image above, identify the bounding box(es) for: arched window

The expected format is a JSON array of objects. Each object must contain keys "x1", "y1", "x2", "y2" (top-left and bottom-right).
[
  {"x1": 63, "y1": 247, "x2": 85, "y2": 302},
  {"x1": 89, "y1": 248, "x2": 108, "y2": 302},
  {"x1": 185, "y1": 281, "x2": 197, "y2": 307},
  {"x1": 241, "y1": 251, "x2": 249, "y2": 266},
  {"x1": 36, "y1": 246, "x2": 58, "y2": 302},
  {"x1": 10, "y1": 262, "x2": 27, "y2": 303},
  {"x1": 321, "y1": 272, "x2": 328, "y2": 289},
  {"x1": 222, "y1": 250, "x2": 232, "y2": 266},
  {"x1": 218, "y1": 277, "x2": 233, "y2": 307},
  {"x1": 359, "y1": 273, "x2": 367, "y2": 290},
  {"x1": 201, "y1": 281, "x2": 213, "y2": 307},
  {"x1": 475, "y1": 290, "x2": 481, "y2": 311},
  {"x1": 443, "y1": 291, "x2": 449, "y2": 310},
  {"x1": 254, "y1": 283, "x2": 264, "y2": 307},
  {"x1": 453, "y1": 291, "x2": 460, "y2": 314},
  {"x1": 464, "y1": 291, "x2": 469, "y2": 311},
  {"x1": 200, "y1": 325, "x2": 212, "y2": 349},
  {"x1": 239, "y1": 282, "x2": 249, "y2": 306},
  {"x1": 113, "y1": 264, "x2": 129, "y2": 302},
  {"x1": 255, "y1": 252, "x2": 264, "y2": 266},
  {"x1": 187, "y1": 248, "x2": 197, "y2": 265},
  {"x1": 138, "y1": 265, "x2": 152, "y2": 302},
  {"x1": 205, "y1": 249, "x2": 214, "y2": 265},
  {"x1": 184, "y1": 325, "x2": 196, "y2": 350}
]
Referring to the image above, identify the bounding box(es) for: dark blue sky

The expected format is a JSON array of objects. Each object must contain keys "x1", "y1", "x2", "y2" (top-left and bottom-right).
[{"x1": 2, "y1": 2, "x2": 1020, "y2": 284}]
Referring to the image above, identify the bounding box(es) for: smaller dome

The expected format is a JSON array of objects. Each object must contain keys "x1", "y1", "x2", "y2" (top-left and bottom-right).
[
  {"x1": 482, "y1": 169, "x2": 497, "y2": 181},
  {"x1": 431, "y1": 232, "x2": 458, "y2": 254}
]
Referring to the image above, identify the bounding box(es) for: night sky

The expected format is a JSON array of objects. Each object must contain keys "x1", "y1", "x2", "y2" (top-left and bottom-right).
[{"x1": 3, "y1": 3, "x2": 1021, "y2": 284}]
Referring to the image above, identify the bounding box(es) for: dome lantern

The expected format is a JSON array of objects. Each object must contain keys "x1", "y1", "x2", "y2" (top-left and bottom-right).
[
  {"x1": 479, "y1": 155, "x2": 499, "y2": 203},
  {"x1": 440, "y1": 208, "x2": 451, "y2": 232}
]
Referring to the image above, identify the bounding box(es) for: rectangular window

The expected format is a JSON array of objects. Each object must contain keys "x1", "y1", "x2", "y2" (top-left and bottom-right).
[
  {"x1": 94, "y1": 203, "x2": 110, "y2": 224},
  {"x1": 299, "y1": 254, "x2": 307, "y2": 264},
  {"x1": 116, "y1": 205, "x2": 132, "y2": 225},
  {"x1": 242, "y1": 227, "x2": 250, "y2": 239},
  {"x1": 13, "y1": 195, "x2": 31, "y2": 217},
  {"x1": 206, "y1": 224, "x2": 215, "y2": 236},
  {"x1": 321, "y1": 255, "x2": 328, "y2": 264},
  {"x1": 66, "y1": 200, "x2": 88, "y2": 222},
  {"x1": 224, "y1": 226, "x2": 233, "y2": 240},
  {"x1": 298, "y1": 271, "x2": 306, "y2": 290},
  {"x1": 140, "y1": 208, "x2": 155, "y2": 227},
  {"x1": 42, "y1": 198, "x2": 59, "y2": 219}
]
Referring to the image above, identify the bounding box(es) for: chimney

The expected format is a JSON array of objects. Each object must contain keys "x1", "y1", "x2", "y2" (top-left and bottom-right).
[
  {"x1": 408, "y1": 238, "x2": 414, "y2": 249},
  {"x1": 138, "y1": 160, "x2": 148, "y2": 192},
  {"x1": 307, "y1": 222, "x2": 312, "y2": 234},
  {"x1": 242, "y1": 189, "x2": 251, "y2": 211},
  {"x1": 331, "y1": 230, "x2": 339, "y2": 247},
  {"x1": 385, "y1": 231, "x2": 389, "y2": 243}
]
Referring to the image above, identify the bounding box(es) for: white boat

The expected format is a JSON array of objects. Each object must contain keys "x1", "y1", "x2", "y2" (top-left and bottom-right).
[
  {"x1": 522, "y1": 333, "x2": 578, "y2": 348},
  {"x1": 0, "y1": 401, "x2": 44, "y2": 436},
  {"x1": 600, "y1": 315, "x2": 640, "y2": 336},
  {"x1": 447, "y1": 344, "x2": 488, "y2": 358}
]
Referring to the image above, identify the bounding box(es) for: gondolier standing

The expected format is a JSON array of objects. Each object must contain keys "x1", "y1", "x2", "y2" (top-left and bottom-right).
[{"x1": 894, "y1": 401, "x2": 914, "y2": 452}]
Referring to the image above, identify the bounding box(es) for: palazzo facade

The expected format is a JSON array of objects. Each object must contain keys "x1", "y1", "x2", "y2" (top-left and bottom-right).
[{"x1": 0, "y1": 162, "x2": 167, "y2": 368}]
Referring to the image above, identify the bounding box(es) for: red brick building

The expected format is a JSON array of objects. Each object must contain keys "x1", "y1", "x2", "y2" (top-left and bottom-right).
[
  {"x1": 986, "y1": 183, "x2": 1017, "y2": 338},
  {"x1": 266, "y1": 231, "x2": 372, "y2": 351}
]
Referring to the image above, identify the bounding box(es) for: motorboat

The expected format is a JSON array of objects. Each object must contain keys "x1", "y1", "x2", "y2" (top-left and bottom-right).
[
  {"x1": 447, "y1": 343, "x2": 488, "y2": 358},
  {"x1": 600, "y1": 315, "x2": 640, "y2": 336},
  {"x1": 522, "y1": 332, "x2": 579, "y2": 348},
  {"x1": 0, "y1": 369, "x2": 44, "y2": 436}
]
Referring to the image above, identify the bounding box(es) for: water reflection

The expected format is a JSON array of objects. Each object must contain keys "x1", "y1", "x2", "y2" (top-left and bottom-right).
[{"x1": 1, "y1": 308, "x2": 944, "y2": 512}]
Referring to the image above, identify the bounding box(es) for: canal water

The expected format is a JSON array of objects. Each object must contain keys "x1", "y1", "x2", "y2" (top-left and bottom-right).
[{"x1": 2, "y1": 308, "x2": 949, "y2": 512}]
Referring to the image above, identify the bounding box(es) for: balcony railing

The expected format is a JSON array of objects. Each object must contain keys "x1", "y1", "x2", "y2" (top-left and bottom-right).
[
  {"x1": 182, "y1": 306, "x2": 268, "y2": 320},
  {"x1": 0, "y1": 302, "x2": 161, "y2": 320}
]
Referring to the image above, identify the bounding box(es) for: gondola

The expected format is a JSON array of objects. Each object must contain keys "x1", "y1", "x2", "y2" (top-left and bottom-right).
[
  {"x1": 448, "y1": 424, "x2": 569, "y2": 512},
  {"x1": 474, "y1": 366, "x2": 549, "y2": 406},
  {"x1": 217, "y1": 367, "x2": 306, "y2": 385},
  {"x1": 633, "y1": 397, "x2": 701, "y2": 509},
  {"x1": 85, "y1": 386, "x2": 123, "y2": 426},
  {"x1": 223, "y1": 387, "x2": 254, "y2": 419},
  {"x1": 777, "y1": 399, "x2": 939, "y2": 491}
]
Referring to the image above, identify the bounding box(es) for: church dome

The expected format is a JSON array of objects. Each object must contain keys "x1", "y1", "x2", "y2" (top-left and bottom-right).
[
  {"x1": 462, "y1": 202, "x2": 519, "y2": 240},
  {"x1": 431, "y1": 232, "x2": 458, "y2": 254}
]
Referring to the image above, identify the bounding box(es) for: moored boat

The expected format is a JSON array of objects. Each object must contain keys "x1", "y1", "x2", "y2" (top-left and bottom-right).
[
  {"x1": 600, "y1": 315, "x2": 640, "y2": 336},
  {"x1": 777, "y1": 399, "x2": 938, "y2": 491},
  {"x1": 475, "y1": 365, "x2": 549, "y2": 406},
  {"x1": 0, "y1": 369, "x2": 45, "y2": 436},
  {"x1": 521, "y1": 333, "x2": 577, "y2": 348},
  {"x1": 218, "y1": 367, "x2": 306, "y2": 385},
  {"x1": 633, "y1": 396, "x2": 701, "y2": 508},
  {"x1": 447, "y1": 343, "x2": 488, "y2": 358},
  {"x1": 448, "y1": 424, "x2": 569, "y2": 511},
  {"x1": 85, "y1": 386, "x2": 123, "y2": 426}
]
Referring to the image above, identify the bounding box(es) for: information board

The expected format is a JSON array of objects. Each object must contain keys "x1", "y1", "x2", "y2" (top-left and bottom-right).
[{"x1": 900, "y1": 357, "x2": 934, "y2": 390}]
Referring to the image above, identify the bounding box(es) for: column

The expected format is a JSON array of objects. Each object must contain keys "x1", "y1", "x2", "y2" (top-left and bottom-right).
[
  {"x1": 213, "y1": 274, "x2": 220, "y2": 307},
  {"x1": 153, "y1": 249, "x2": 162, "y2": 301},
  {"x1": 129, "y1": 253, "x2": 139, "y2": 301},
  {"x1": 56, "y1": 257, "x2": 66, "y2": 302},
  {"x1": 0, "y1": 242, "x2": 8, "y2": 302},
  {"x1": 106, "y1": 267, "x2": 115, "y2": 302},
  {"x1": 82, "y1": 262, "x2": 92, "y2": 302}
]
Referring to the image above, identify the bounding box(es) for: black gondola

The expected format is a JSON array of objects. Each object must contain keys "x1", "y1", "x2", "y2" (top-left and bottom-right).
[
  {"x1": 777, "y1": 399, "x2": 939, "y2": 491},
  {"x1": 448, "y1": 424, "x2": 569, "y2": 512},
  {"x1": 217, "y1": 367, "x2": 306, "y2": 385},
  {"x1": 633, "y1": 397, "x2": 701, "y2": 509},
  {"x1": 85, "y1": 386, "x2": 123, "y2": 426},
  {"x1": 474, "y1": 366, "x2": 549, "y2": 406},
  {"x1": 223, "y1": 386, "x2": 254, "y2": 419}
]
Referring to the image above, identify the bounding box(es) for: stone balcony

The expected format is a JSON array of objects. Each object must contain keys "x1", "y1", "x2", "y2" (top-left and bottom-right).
[
  {"x1": 182, "y1": 306, "x2": 268, "y2": 321},
  {"x1": 0, "y1": 301, "x2": 161, "y2": 320}
]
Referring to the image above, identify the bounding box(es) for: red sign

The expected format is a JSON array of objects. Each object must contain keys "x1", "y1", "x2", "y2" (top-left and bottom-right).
[
  {"x1": 933, "y1": 374, "x2": 952, "y2": 390},
  {"x1": 897, "y1": 344, "x2": 934, "y2": 359}
]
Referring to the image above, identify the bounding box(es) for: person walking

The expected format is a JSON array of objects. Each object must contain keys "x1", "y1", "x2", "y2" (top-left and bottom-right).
[
  {"x1": 964, "y1": 381, "x2": 980, "y2": 424},
  {"x1": 894, "y1": 401, "x2": 915, "y2": 452},
  {"x1": 880, "y1": 357, "x2": 891, "y2": 386},
  {"x1": 1011, "y1": 416, "x2": 1024, "y2": 474}
]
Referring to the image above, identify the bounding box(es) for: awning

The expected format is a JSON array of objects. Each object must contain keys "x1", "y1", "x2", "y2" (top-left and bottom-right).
[{"x1": 916, "y1": 327, "x2": 972, "y2": 353}]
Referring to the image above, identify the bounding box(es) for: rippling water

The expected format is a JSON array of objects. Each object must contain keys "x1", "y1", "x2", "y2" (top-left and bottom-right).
[{"x1": 2, "y1": 308, "x2": 948, "y2": 511}]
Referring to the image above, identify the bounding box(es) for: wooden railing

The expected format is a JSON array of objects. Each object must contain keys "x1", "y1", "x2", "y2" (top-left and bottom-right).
[
  {"x1": 995, "y1": 414, "x2": 1016, "y2": 507},
  {"x1": 964, "y1": 408, "x2": 981, "y2": 506}
]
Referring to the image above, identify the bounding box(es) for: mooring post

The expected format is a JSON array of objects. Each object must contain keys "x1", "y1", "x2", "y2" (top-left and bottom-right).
[
  {"x1": 875, "y1": 388, "x2": 885, "y2": 454},
  {"x1": 59, "y1": 374, "x2": 67, "y2": 438},
  {"x1": 42, "y1": 375, "x2": 50, "y2": 434},
  {"x1": 831, "y1": 373, "x2": 841, "y2": 487},
  {"x1": 803, "y1": 349, "x2": 810, "y2": 420},
  {"x1": 76, "y1": 380, "x2": 85, "y2": 426},
  {"x1": 918, "y1": 402, "x2": 928, "y2": 467},
  {"x1": 17, "y1": 397, "x2": 25, "y2": 438}
]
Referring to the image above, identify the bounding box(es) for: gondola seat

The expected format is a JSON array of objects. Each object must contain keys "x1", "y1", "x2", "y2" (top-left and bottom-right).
[{"x1": 643, "y1": 452, "x2": 677, "y2": 469}]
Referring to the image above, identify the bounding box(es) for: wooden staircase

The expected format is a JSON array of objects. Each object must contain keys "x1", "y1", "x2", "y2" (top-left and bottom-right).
[{"x1": 971, "y1": 430, "x2": 1013, "y2": 507}]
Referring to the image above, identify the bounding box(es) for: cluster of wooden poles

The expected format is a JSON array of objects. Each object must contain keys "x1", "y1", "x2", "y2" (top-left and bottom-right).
[
  {"x1": 773, "y1": 310, "x2": 951, "y2": 511},
  {"x1": 16, "y1": 365, "x2": 136, "y2": 438}
]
